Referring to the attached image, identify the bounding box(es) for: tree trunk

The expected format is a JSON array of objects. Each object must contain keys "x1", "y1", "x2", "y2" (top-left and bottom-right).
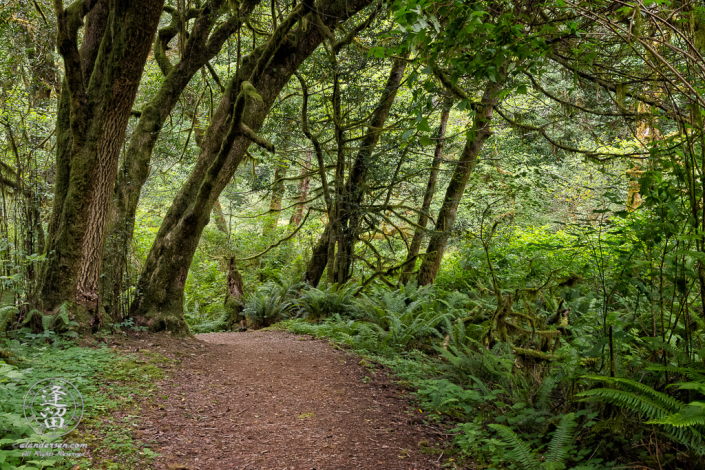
[
  {"x1": 304, "y1": 222, "x2": 332, "y2": 287},
  {"x1": 223, "y1": 256, "x2": 245, "y2": 330},
  {"x1": 40, "y1": 0, "x2": 164, "y2": 327},
  {"x1": 212, "y1": 199, "x2": 229, "y2": 233},
  {"x1": 289, "y1": 149, "x2": 311, "y2": 226},
  {"x1": 332, "y1": 58, "x2": 407, "y2": 283},
  {"x1": 303, "y1": 59, "x2": 406, "y2": 286},
  {"x1": 417, "y1": 82, "x2": 503, "y2": 286},
  {"x1": 129, "y1": 0, "x2": 375, "y2": 333},
  {"x1": 262, "y1": 160, "x2": 288, "y2": 238},
  {"x1": 399, "y1": 101, "x2": 452, "y2": 284},
  {"x1": 101, "y1": 0, "x2": 260, "y2": 318}
]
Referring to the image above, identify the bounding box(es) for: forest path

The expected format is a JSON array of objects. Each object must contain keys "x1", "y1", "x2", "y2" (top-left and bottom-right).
[{"x1": 140, "y1": 330, "x2": 443, "y2": 469}]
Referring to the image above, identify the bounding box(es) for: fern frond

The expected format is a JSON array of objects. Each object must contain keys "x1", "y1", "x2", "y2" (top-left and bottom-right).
[
  {"x1": 581, "y1": 375, "x2": 684, "y2": 414},
  {"x1": 647, "y1": 364, "x2": 705, "y2": 382},
  {"x1": 23, "y1": 309, "x2": 43, "y2": 327},
  {"x1": 577, "y1": 387, "x2": 673, "y2": 420},
  {"x1": 545, "y1": 413, "x2": 576, "y2": 463},
  {"x1": 673, "y1": 381, "x2": 705, "y2": 394},
  {"x1": 536, "y1": 375, "x2": 558, "y2": 411},
  {"x1": 488, "y1": 424, "x2": 540, "y2": 470},
  {"x1": 648, "y1": 402, "x2": 705, "y2": 428}
]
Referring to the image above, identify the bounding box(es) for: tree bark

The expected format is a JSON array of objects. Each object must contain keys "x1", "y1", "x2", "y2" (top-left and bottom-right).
[
  {"x1": 212, "y1": 199, "x2": 229, "y2": 233},
  {"x1": 417, "y1": 81, "x2": 503, "y2": 286},
  {"x1": 101, "y1": 0, "x2": 260, "y2": 318},
  {"x1": 40, "y1": 0, "x2": 164, "y2": 325},
  {"x1": 129, "y1": 0, "x2": 375, "y2": 334},
  {"x1": 399, "y1": 101, "x2": 451, "y2": 285}
]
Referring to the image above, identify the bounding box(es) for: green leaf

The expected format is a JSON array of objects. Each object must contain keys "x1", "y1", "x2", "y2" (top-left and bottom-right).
[{"x1": 419, "y1": 135, "x2": 434, "y2": 146}]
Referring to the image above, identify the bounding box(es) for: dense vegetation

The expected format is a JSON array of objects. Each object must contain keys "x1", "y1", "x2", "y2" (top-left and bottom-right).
[{"x1": 3, "y1": 0, "x2": 705, "y2": 468}]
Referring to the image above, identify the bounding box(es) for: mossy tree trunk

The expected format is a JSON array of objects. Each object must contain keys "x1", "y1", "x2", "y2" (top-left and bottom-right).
[
  {"x1": 101, "y1": 0, "x2": 261, "y2": 319},
  {"x1": 417, "y1": 81, "x2": 503, "y2": 286},
  {"x1": 40, "y1": 0, "x2": 164, "y2": 327},
  {"x1": 399, "y1": 100, "x2": 452, "y2": 285},
  {"x1": 223, "y1": 256, "x2": 245, "y2": 330},
  {"x1": 129, "y1": 0, "x2": 376, "y2": 334}
]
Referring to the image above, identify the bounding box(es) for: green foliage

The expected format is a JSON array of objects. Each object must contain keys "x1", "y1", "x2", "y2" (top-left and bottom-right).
[
  {"x1": 243, "y1": 289, "x2": 291, "y2": 329},
  {"x1": 377, "y1": 304, "x2": 449, "y2": 350},
  {"x1": 0, "y1": 329, "x2": 174, "y2": 469},
  {"x1": 489, "y1": 423, "x2": 541, "y2": 470},
  {"x1": 0, "y1": 306, "x2": 17, "y2": 334},
  {"x1": 578, "y1": 376, "x2": 705, "y2": 450},
  {"x1": 489, "y1": 413, "x2": 578, "y2": 470},
  {"x1": 296, "y1": 283, "x2": 360, "y2": 321}
]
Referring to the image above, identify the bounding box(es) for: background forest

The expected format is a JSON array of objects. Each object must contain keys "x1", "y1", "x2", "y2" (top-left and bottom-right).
[{"x1": 2, "y1": 0, "x2": 705, "y2": 468}]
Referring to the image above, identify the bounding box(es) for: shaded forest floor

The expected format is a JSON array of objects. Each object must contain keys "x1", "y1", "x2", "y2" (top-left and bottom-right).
[{"x1": 116, "y1": 330, "x2": 449, "y2": 469}]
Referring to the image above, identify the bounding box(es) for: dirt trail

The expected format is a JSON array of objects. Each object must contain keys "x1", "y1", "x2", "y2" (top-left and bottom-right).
[{"x1": 137, "y1": 330, "x2": 444, "y2": 469}]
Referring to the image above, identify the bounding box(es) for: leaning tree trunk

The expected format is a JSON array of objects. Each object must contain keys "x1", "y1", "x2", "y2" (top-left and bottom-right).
[
  {"x1": 332, "y1": 58, "x2": 407, "y2": 283},
  {"x1": 101, "y1": 0, "x2": 260, "y2": 318},
  {"x1": 399, "y1": 101, "x2": 451, "y2": 285},
  {"x1": 303, "y1": 59, "x2": 406, "y2": 287},
  {"x1": 129, "y1": 0, "x2": 375, "y2": 334},
  {"x1": 304, "y1": 222, "x2": 333, "y2": 287},
  {"x1": 417, "y1": 81, "x2": 503, "y2": 286},
  {"x1": 40, "y1": 0, "x2": 164, "y2": 327}
]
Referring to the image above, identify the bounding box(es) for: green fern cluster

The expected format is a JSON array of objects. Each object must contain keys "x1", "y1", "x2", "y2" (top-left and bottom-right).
[
  {"x1": 0, "y1": 305, "x2": 18, "y2": 334},
  {"x1": 578, "y1": 376, "x2": 705, "y2": 451},
  {"x1": 439, "y1": 341, "x2": 515, "y2": 392},
  {"x1": 490, "y1": 413, "x2": 578, "y2": 470},
  {"x1": 22, "y1": 303, "x2": 79, "y2": 336},
  {"x1": 243, "y1": 290, "x2": 291, "y2": 328},
  {"x1": 296, "y1": 282, "x2": 359, "y2": 320}
]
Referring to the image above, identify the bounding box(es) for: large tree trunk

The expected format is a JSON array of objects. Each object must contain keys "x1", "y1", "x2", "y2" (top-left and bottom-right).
[
  {"x1": 129, "y1": 0, "x2": 375, "y2": 334},
  {"x1": 40, "y1": 0, "x2": 164, "y2": 326},
  {"x1": 399, "y1": 102, "x2": 451, "y2": 285},
  {"x1": 101, "y1": 0, "x2": 260, "y2": 318},
  {"x1": 417, "y1": 82, "x2": 503, "y2": 286}
]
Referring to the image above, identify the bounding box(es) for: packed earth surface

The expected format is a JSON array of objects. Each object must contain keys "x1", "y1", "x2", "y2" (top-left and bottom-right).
[{"x1": 126, "y1": 330, "x2": 446, "y2": 469}]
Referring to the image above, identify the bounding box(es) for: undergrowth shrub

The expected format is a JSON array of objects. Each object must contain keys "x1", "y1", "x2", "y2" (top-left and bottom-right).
[
  {"x1": 296, "y1": 283, "x2": 360, "y2": 320},
  {"x1": 243, "y1": 290, "x2": 291, "y2": 329}
]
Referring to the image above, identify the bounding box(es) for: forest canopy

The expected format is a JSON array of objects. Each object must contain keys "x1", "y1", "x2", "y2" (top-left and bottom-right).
[{"x1": 3, "y1": 0, "x2": 705, "y2": 468}]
